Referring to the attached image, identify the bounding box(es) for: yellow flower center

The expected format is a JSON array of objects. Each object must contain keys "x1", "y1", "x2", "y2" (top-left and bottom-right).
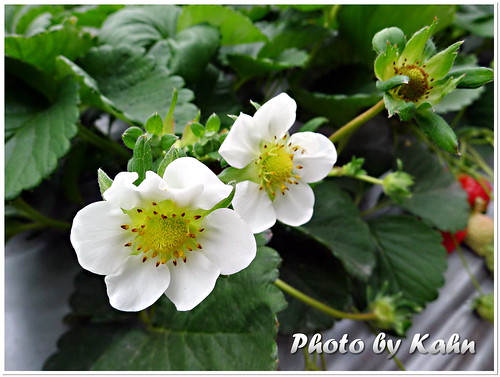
[
  {"x1": 393, "y1": 64, "x2": 430, "y2": 102},
  {"x1": 120, "y1": 200, "x2": 205, "y2": 267},
  {"x1": 255, "y1": 135, "x2": 304, "y2": 199}
]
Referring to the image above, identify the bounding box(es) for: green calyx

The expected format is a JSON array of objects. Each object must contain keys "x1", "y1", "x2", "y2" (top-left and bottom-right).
[{"x1": 373, "y1": 19, "x2": 463, "y2": 115}]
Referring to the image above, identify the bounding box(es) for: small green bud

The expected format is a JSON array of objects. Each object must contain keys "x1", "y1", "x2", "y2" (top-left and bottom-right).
[
  {"x1": 122, "y1": 126, "x2": 144, "y2": 149},
  {"x1": 370, "y1": 296, "x2": 396, "y2": 330},
  {"x1": 145, "y1": 113, "x2": 163, "y2": 135},
  {"x1": 383, "y1": 171, "x2": 414, "y2": 203},
  {"x1": 205, "y1": 113, "x2": 221, "y2": 132},
  {"x1": 190, "y1": 122, "x2": 205, "y2": 138},
  {"x1": 342, "y1": 157, "x2": 367, "y2": 177},
  {"x1": 473, "y1": 293, "x2": 494, "y2": 323}
]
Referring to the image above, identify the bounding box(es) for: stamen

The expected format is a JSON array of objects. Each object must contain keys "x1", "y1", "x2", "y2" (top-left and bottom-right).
[
  {"x1": 142, "y1": 256, "x2": 147, "y2": 263},
  {"x1": 197, "y1": 243, "x2": 203, "y2": 249},
  {"x1": 152, "y1": 202, "x2": 157, "y2": 206},
  {"x1": 199, "y1": 228, "x2": 205, "y2": 232},
  {"x1": 124, "y1": 242, "x2": 132, "y2": 247},
  {"x1": 121, "y1": 225, "x2": 129, "y2": 230},
  {"x1": 137, "y1": 209, "x2": 143, "y2": 213},
  {"x1": 194, "y1": 215, "x2": 201, "y2": 220}
]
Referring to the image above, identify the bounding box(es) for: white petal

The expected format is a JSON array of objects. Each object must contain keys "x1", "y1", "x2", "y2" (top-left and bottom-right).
[
  {"x1": 137, "y1": 171, "x2": 171, "y2": 203},
  {"x1": 273, "y1": 182, "x2": 314, "y2": 227},
  {"x1": 219, "y1": 113, "x2": 261, "y2": 169},
  {"x1": 103, "y1": 171, "x2": 140, "y2": 210},
  {"x1": 70, "y1": 201, "x2": 132, "y2": 275},
  {"x1": 253, "y1": 93, "x2": 297, "y2": 140},
  {"x1": 232, "y1": 181, "x2": 276, "y2": 233},
  {"x1": 162, "y1": 157, "x2": 232, "y2": 210},
  {"x1": 164, "y1": 252, "x2": 219, "y2": 311},
  {"x1": 198, "y1": 208, "x2": 256, "y2": 275},
  {"x1": 289, "y1": 132, "x2": 337, "y2": 183},
  {"x1": 105, "y1": 256, "x2": 171, "y2": 312}
]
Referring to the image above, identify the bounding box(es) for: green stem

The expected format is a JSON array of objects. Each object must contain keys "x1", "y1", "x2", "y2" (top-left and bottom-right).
[
  {"x1": 329, "y1": 99, "x2": 385, "y2": 143},
  {"x1": 356, "y1": 174, "x2": 384, "y2": 186},
  {"x1": 467, "y1": 145, "x2": 494, "y2": 180},
  {"x1": 274, "y1": 279, "x2": 377, "y2": 321},
  {"x1": 319, "y1": 352, "x2": 327, "y2": 371},
  {"x1": 77, "y1": 124, "x2": 130, "y2": 160},
  {"x1": 11, "y1": 198, "x2": 71, "y2": 230},
  {"x1": 455, "y1": 246, "x2": 484, "y2": 295}
]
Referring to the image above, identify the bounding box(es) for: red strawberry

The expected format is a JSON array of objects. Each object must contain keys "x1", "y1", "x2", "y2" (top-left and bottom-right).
[
  {"x1": 457, "y1": 174, "x2": 492, "y2": 212},
  {"x1": 440, "y1": 229, "x2": 467, "y2": 253}
]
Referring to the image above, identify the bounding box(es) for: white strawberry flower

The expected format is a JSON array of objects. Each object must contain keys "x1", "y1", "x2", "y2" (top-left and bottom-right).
[
  {"x1": 219, "y1": 93, "x2": 337, "y2": 233},
  {"x1": 70, "y1": 157, "x2": 256, "y2": 312}
]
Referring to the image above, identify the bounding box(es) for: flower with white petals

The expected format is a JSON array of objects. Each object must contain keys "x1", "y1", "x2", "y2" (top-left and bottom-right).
[
  {"x1": 219, "y1": 93, "x2": 337, "y2": 233},
  {"x1": 70, "y1": 157, "x2": 256, "y2": 312}
]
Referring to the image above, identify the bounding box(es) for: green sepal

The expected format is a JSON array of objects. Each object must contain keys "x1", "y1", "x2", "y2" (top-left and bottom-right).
[
  {"x1": 400, "y1": 19, "x2": 437, "y2": 64},
  {"x1": 250, "y1": 99, "x2": 261, "y2": 110},
  {"x1": 144, "y1": 113, "x2": 163, "y2": 135},
  {"x1": 122, "y1": 126, "x2": 144, "y2": 149},
  {"x1": 374, "y1": 43, "x2": 399, "y2": 80},
  {"x1": 160, "y1": 134, "x2": 178, "y2": 151},
  {"x1": 207, "y1": 184, "x2": 236, "y2": 213},
  {"x1": 128, "y1": 135, "x2": 153, "y2": 185},
  {"x1": 218, "y1": 164, "x2": 258, "y2": 184},
  {"x1": 424, "y1": 41, "x2": 463, "y2": 81},
  {"x1": 445, "y1": 67, "x2": 494, "y2": 88},
  {"x1": 415, "y1": 109, "x2": 459, "y2": 154},
  {"x1": 97, "y1": 168, "x2": 113, "y2": 197},
  {"x1": 205, "y1": 113, "x2": 221, "y2": 132},
  {"x1": 383, "y1": 93, "x2": 415, "y2": 121},
  {"x1": 422, "y1": 39, "x2": 437, "y2": 61},
  {"x1": 157, "y1": 148, "x2": 186, "y2": 178},
  {"x1": 372, "y1": 27, "x2": 405, "y2": 55},
  {"x1": 298, "y1": 116, "x2": 328, "y2": 132},
  {"x1": 190, "y1": 122, "x2": 205, "y2": 138},
  {"x1": 376, "y1": 75, "x2": 409, "y2": 92}
]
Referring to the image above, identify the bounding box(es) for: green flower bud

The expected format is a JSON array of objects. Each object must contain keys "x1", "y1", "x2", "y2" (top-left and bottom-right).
[
  {"x1": 473, "y1": 293, "x2": 494, "y2": 323},
  {"x1": 383, "y1": 171, "x2": 414, "y2": 203}
]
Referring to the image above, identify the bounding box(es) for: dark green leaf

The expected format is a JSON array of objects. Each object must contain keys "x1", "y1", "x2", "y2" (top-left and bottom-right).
[
  {"x1": 368, "y1": 215, "x2": 447, "y2": 306},
  {"x1": 99, "y1": 5, "x2": 180, "y2": 48},
  {"x1": 298, "y1": 117, "x2": 328, "y2": 132},
  {"x1": 372, "y1": 27, "x2": 406, "y2": 54},
  {"x1": 128, "y1": 136, "x2": 153, "y2": 185},
  {"x1": 434, "y1": 87, "x2": 485, "y2": 113},
  {"x1": 70, "y1": 5, "x2": 125, "y2": 28},
  {"x1": 294, "y1": 88, "x2": 382, "y2": 128},
  {"x1": 227, "y1": 48, "x2": 308, "y2": 81},
  {"x1": 415, "y1": 110, "x2": 459, "y2": 154},
  {"x1": 5, "y1": 20, "x2": 93, "y2": 73},
  {"x1": 97, "y1": 168, "x2": 113, "y2": 197},
  {"x1": 300, "y1": 180, "x2": 376, "y2": 280},
  {"x1": 397, "y1": 142, "x2": 469, "y2": 232},
  {"x1": 57, "y1": 46, "x2": 198, "y2": 132},
  {"x1": 7, "y1": 5, "x2": 64, "y2": 35},
  {"x1": 455, "y1": 5, "x2": 494, "y2": 38},
  {"x1": 168, "y1": 25, "x2": 220, "y2": 83},
  {"x1": 205, "y1": 113, "x2": 221, "y2": 132},
  {"x1": 376, "y1": 75, "x2": 409, "y2": 92},
  {"x1": 45, "y1": 247, "x2": 286, "y2": 371},
  {"x1": 5, "y1": 77, "x2": 79, "y2": 200},
  {"x1": 122, "y1": 126, "x2": 144, "y2": 149},
  {"x1": 177, "y1": 5, "x2": 267, "y2": 45},
  {"x1": 270, "y1": 225, "x2": 352, "y2": 335},
  {"x1": 144, "y1": 113, "x2": 163, "y2": 135}
]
